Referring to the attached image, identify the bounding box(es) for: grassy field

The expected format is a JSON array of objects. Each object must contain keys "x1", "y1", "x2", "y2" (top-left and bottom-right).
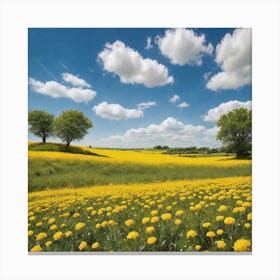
[
  {"x1": 28, "y1": 143, "x2": 252, "y2": 252},
  {"x1": 29, "y1": 158, "x2": 251, "y2": 192}
]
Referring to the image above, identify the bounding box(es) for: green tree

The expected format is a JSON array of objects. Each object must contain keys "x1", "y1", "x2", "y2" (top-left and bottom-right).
[
  {"x1": 53, "y1": 110, "x2": 93, "y2": 147},
  {"x1": 28, "y1": 110, "x2": 54, "y2": 143},
  {"x1": 217, "y1": 108, "x2": 252, "y2": 158}
]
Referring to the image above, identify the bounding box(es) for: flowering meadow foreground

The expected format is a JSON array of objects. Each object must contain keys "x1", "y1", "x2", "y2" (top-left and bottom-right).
[{"x1": 28, "y1": 168, "x2": 251, "y2": 252}]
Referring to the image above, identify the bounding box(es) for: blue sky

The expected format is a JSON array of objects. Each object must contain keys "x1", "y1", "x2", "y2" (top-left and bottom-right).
[{"x1": 28, "y1": 28, "x2": 252, "y2": 148}]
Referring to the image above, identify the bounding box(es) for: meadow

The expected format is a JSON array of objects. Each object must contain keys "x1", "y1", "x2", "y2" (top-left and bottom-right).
[{"x1": 28, "y1": 143, "x2": 252, "y2": 252}]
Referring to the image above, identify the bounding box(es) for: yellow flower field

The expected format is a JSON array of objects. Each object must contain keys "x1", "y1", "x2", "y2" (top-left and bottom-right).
[
  {"x1": 28, "y1": 176, "x2": 252, "y2": 252},
  {"x1": 28, "y1": 148, "x2": 251, "y2": 167}
]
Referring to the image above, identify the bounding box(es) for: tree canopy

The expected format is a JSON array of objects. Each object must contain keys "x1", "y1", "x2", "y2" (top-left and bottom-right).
[
  {"x1": 217, "y1": 108, "x2": 252, "y2": 158},
  {"x1": 53, "y1": 110, "x2": 93, "y2": 147},
  {"x1": 28, "y1": 110, "x2": 54, "y2": 143}
]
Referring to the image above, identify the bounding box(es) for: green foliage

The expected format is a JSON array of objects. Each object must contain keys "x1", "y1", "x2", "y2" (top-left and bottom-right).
[
  {"x1": 53, "y1": 110, "x2": 92, "y2": 147},
  {"x1": 28, "y1": 158, "x2": 251, "y2": 192},
  {"x1": 217, "y1": 108, "x2": 252, "y2": 158},
  {"x1": 164, "y1": 147, "x2": 223, "y2": 155},
  {"x1": 28, "y1": 110, "x2": 54, "y2": 143},
  {"x1": 153, "y1": 145, "x2": 170, "y2": 150}
]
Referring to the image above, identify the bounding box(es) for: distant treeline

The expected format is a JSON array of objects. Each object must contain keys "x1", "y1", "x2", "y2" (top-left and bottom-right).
[{"x1": 153, "y1": 145, "x2": 231, "y2": 154}]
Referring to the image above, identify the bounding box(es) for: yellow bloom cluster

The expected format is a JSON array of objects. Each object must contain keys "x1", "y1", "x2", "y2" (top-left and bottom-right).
[{"x1": 28, "y1": 176, "x2": 251, "y2": 252}]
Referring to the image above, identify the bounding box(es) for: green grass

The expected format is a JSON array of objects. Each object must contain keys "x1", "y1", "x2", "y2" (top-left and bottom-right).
[
  {"x1": 29, "y1": 142, "x2": 106, "y2": 157},
  {"x1": 28, "y1": 158, "x2": 251, "y2": 192}
]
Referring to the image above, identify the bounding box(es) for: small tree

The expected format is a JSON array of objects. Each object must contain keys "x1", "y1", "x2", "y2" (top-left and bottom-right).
[
  {"x1": 217, "y1": 108, "x2": 252, "y2": 158},
  {"x1": 28, "y1": 110, "x2": 54, "y2": 143},
  {"x1": 53, "y1": 110, "x2": 92, "y2": 147}
]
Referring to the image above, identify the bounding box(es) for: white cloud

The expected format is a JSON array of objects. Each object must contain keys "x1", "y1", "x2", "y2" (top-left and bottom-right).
[
  {"x1": 28, "y1": 77, "x2": 96, "y2": 103},
  {"x1": 93, "y1": 102, "x2": 143, "y2": 120},
  {"x1": 62, "y1": 73, "x2": 91, "y2": 88},
  {"x1": 98, "y1": 40, "x2": 174, "y2": 87},
  {"x1": 156, "y1": 28, "x2": 213, "y2": 66},
  {"x1": 206, "y1": 28, "x2": 252, "y2": 91},
  {"x1": 96, "y1": 117, "x2": 220, "y2": 148},
  {"x1": 203, "y1": 100, "x2": 252, "y2": 122},
  {"x1": 137, "y1": 101, "x2": 157, "y2": 110},
  {"x1": 169, "y1": 94, "x2": 180, "y2": 103},
  {"x1": 144, "y1": 36, "x2": 153, "y2": 50},
  {"x1": 178, "y1": 102, "x2": 189, "y2": 108},
  {"x1": 203, "y1": 72, "x2": 211, "y2": 80}
]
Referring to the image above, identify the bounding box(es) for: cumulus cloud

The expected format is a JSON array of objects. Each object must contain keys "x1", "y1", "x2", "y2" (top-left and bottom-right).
[
  {"x1": 169, "y1": 94, "x2": 180, "y2": 103},
  {"x1": 178, "y1": 102, "x2": 189, "y2": 108},
  {"x1": 206, "y1": 28, "x2": 252, "y2": 91},
  {"x1": 28, "y1": 77, "x2": 96, "y2": 103},
  {"x1": 98, "y1": 40, "x2": 174, "y2": 87},
  {"x1": 203, "y1": 100, "x2": 252, "y2": 122},
  {"x1": 62, "y1": 73, "x2": 91, "y2": 88},
  {"x1": 93, "y1": 102, "x2": 143, "y2": 120},
  {"x1": 145, "y1": 36, "x2": 153, "y2": 50},
  {"x1": 137, "y1": 101, "x2": 157, "y2": 110},
  {"x1": 156, "y1": 28, "x2": 213, "y2": 66},
  {"x1": 97, "y1": 117, "x2": 220, "y2": 148}
]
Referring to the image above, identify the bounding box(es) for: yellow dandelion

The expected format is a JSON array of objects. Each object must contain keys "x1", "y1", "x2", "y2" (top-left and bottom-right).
[
  {"x1": 91, "y1": 242, "x2": 100, "y2": 249},
  {"x1": 151, "y1": 210, "x2": 158, "y2": 216},
  {"x1": 186, "y1": 230, "x2": 197, "y2": 239},
  {"x1": 36, "y1": 232, "x2": 47, "y2": 241},
  {"x1": 95, "y1": 223, "x2": 101, "y2": 229},
  {"x1": 126, "y1": 231, "x2": 139, "y2": 239},
  {"x1": 146, "y1": 226, "x2": 155, "y2": 234},
  {"x1": 31, "y1": 245, "x2": 42, "y2": 252},
  {"x1": 72, "y1": 212, "x2": 80, "y2": 218},
  {"x1": 65, "y1": 231, "x2": 72, "y2": 238},
  {"x1": 175, "y1": 210, "x2": 184, "y2": 216},
  {"x1": 217, "y1": 205, "x2": 228, "y2": 212},
  {"x1": 108, "y1": 219, "x2": 117, "y2": 226},
  {"x1": 216, "y1": 229, "x2": 224, "y2": 235},
  {"x1": 195, "y1": 204, "x2": 202, "y2": 211},
  {"x1": 151, "y1": 216, "x2": 159, "y2": 223},
  {"x1": 174, "y1": 219, "x2": 182, "y2": 226},
  {"x1": 195, "y1": 245, "x2": 202, "y2": 251},
  {"x1": 206, "y1": 231, "x2": 216, "y2": 238},
  {"x1": 202, "y1": 222, "x2": 211, "y2": 228},
  {"x1": 233, "y1": 239, "x2": 251, "y2": 252},
  {"x1": 166, "y1": 205, "x2": 172, "y2": 211},
  {"x1": 50, "y1": 224, "x2": 58, "y2": 231},
  {"x1": 45, "y1": 241, "x2": 53, "y2": 247},
  {"x1": 125, "y1": 219, "x2": 135, "y2": 227},
  {"x1": 147, "y1": 237, "x2": 157, "y2": 245},
  {"x1": 216, "y1": 240, "x2": 226, "y2": 249},
  {"x1": 36, "y1": 222, "x2": 43, "y2": 227},
  {"x1": 79, "y1": 241, "x2": 87, "y2": 251},
  {"x1": 216, "y1": 215, "x2": 224, "y2": 222},
  {"x1": 48, "y1": 218, "x2": 56, "y2": 224},
  {"x1": 75, "y1": 222, "x2": 86, "y2": 231},
  {"x1": 142, "y1": 217, "x2": 150, "y2": 224},
  {"x1": 238, "y1": 206, "x2": 246, "y2": 213},
  {"x1": 247, "y1": 213, "x2": 252, "y2": 221},
  {"x1": 161, "y1": 213, "x2": 172, "y2": 221},
  {"x1": 244, "y1": 223, "x2": 251, "y2": 229},
  {"x1": 28, "y1": 230, "x2": 34, "y2": 237},
  {"x1": 224, "y1": 217, "x2": 236, "y2": 225},
  {"x1": 101, "y1": 221, "x2": 108, "y2": 228},
  {"x1": 53, "y1": 231, "x2": 63, "y2": 241}
]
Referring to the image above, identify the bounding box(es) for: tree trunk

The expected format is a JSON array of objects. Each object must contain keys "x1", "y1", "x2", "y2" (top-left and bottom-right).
[
  {"x1": 66, "y1": 142, "x2": 70, "y2": 148},
  {"x1": 43, "y1": 135, "x2": 46, "y2": 143}
]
